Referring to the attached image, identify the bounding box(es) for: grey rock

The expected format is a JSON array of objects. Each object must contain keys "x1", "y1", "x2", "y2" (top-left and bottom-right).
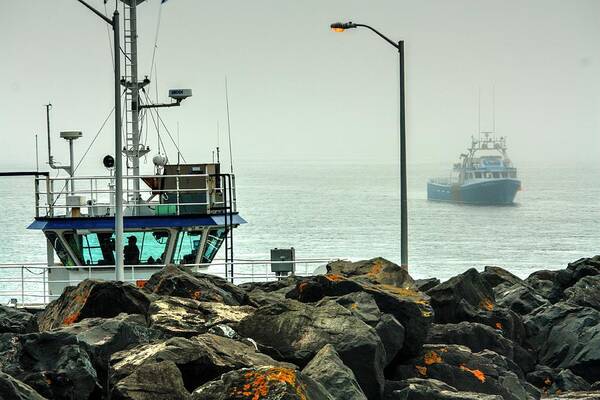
[
  {"x1": 148, "y1": 296, "x2": 254, "y2": 337},
  {"x1": 0, "y1": 331, "x2": 99, "y2": 400},
  {"x1": 38, "y1": 279, "x2": 150, "y2": 331},
  {"x1": 425, "y1": 322, "x2": 535, "y2": 374},
  {"x1": 524, "y1": 302, "x2": 600, "y2": 382},
  {"x1": 495, "y1": 283, "x2": 550, "y2": 315},
  {"x1": 0, "y1": 305, "x2": 38, "y2": 334},
  {"x1": 143, "y1": 265, "x2": 250, "y2": 306},
  {"x1": 191, "y1": 366, "x2": 334, "y2": 400},
  {"x1": 110, "y1": 333, "x2": 294, "y2": 392},
  {"x1": 112, "y1": 360, "x2": 190, "y2": 400},
  {"x1": 481, "y1": 266, "x2": 523, "y2": 289},
  {"x1": 0, "y1": 370, "x2": 47, "y2": 400},
  {"x1": 303, "y1": 344, "x2": 367, "y2": 400},
  {"x1": 548, "y1": 369, "x2": 591, "y2": 394},
  {"x1": 392, "y1": 344, "x2": 536, "y2": 400},
  {"x1": 237, "y1": 298, "x2": 386, "y2": 400},
  {"x1": 376, "y1": 314, "x2": 406, "y2": 366}
]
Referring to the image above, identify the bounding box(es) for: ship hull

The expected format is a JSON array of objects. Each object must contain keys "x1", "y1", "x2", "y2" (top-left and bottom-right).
[{"x1": 427, "y1": 179, "x2": 521, "y2": 205}]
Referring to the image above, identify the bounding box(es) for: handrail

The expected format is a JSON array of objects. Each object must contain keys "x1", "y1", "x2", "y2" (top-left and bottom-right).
[{"x1": 0, "y1": 258, "x2": 341, "y2": 308}]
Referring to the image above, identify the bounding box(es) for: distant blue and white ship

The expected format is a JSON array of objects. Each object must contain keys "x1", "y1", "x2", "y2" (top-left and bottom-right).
[{"x1": 427, "y1": 134, "x2": 521, "y2": 205}]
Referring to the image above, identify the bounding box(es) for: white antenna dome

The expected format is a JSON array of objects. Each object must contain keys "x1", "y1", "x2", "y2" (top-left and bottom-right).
[{"x1": 152, "y1": 154, "x2": 167, "y2": 168}]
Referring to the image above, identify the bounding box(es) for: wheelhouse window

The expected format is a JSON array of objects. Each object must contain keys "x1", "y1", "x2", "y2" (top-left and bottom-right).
[
  {"x1": 201, "y1": 228, "x2": 227, "y2": 263},
  {"x1": 475, "y1": 172, "x2": 482, "y2": 179},
  {"x1": 45, "y1": 231, "x2": 75, "y2": 266},
  {"x1": 62, "y1": 230, "x2": 169, "y2": 266},
  {"x1": 173, "y1": 230, "x2": 203, "y2": 265}
]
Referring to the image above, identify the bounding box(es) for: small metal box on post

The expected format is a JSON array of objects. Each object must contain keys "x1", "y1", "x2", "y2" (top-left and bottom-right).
[{"x1": 270, "y1": 247, "x2": 295, "y2": 278}]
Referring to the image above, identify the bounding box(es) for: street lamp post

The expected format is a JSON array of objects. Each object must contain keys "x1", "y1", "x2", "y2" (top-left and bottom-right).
[
  {"x1": 76, "y1": 0, "x2": 125, "y2": 281},
  {"x1": 330, "y1": 21, "x2": 408, "y2": 269}
]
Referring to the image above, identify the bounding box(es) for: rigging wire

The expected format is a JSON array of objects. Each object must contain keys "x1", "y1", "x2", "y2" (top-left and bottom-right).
[
  {"x1": 103, "y1": 1, "x2": 115, "y2": 71},
  {"x1": 149, "y1": 0, "x2": 163, "y2": 79},
  {"x1": 141, "y1": 90, "x2": 169, "y2": 161},
  {"x1": 141, "y1": 88, "x2": 187, "y2": 163},
  {"x1": 49, "y1": 105, "x2": 117, "y2": 208}
]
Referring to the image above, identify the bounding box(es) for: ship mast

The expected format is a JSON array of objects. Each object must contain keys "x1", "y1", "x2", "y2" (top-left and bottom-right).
[{"x1": 122, "y1": 0, "x2": 150, "y2": 211}]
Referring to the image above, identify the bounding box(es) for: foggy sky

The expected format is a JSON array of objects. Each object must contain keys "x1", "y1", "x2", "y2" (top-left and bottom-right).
[{"x1": 0, "y1": 0, "x2": 599, "y2": 172}]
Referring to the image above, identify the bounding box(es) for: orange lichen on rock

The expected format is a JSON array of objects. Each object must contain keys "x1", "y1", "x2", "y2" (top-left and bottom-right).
[
  {"x1": 495, "y1": 322, "x2": 503, "y2": 330},
  {"x1": 351, "y1": 303, "x2": 358, "y2": 310},
  {"x1": 480, "y1": 298, "x2": 494, "y2": 311},
  {"x1": 325, "y1": 274, "x2": 346, "y2": 282},
  {"x1": 380, "y1": 284, "x2": 422, "y2": 299},
  {"x1": 368, "y1": 261, "x2": 385, "y2": 276},
  {"x1": 191, "y1": 290, "x2": 202, "y2": 300},
  {"x1": 135, "y1": 280, "x2": 147, "y2": 288},
  {"x1": 230, "y1": 367, "x2": 307, "y2": 400},
  {"x1": 423, "y1": 350, "x2": 443, "y2": 365},
  {"x1": 298, "y1": 282, "x2": 309, "y2": 293},
  {"x1": 415, "y1": 365, "x2": 427, "y2": 376},
  {"x1": 62, "y1": 312, "x2": 80, "y2": 325},
  {"x1": 460, "y1": 364, "x2": 486, "y2": 383}
]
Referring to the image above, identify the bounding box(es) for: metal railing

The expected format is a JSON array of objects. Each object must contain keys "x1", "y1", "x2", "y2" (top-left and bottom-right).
[
  {"x1": 0, "y1": 258, "x2": 338, "y2": 308},
  {"x1": 34, "y1": 173, "x2": 236, "y2": 218}
]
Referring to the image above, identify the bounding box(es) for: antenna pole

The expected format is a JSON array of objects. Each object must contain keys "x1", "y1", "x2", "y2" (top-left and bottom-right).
[
  {"x1": 492, "y1": 85, "x2": 496, "y2": 135},
  {"x1": 46, "y1": 103, "x2": 53, "y2": 166},
  {"x1": 225, "y1": 78, "x2": 234, "y2": 173},
  {"x1": 35, "y1": 134, "x2": 39, "y2": 172},
  {"x1": 478, "y1": 89, "x2": 481, "y2": 140},
  {"x1": 113, "y1": 10, "x2": 125, "y2": 282}
]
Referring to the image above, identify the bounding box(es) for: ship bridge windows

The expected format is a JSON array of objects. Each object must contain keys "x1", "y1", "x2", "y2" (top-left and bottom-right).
[
  {"x1": 62, "y1": 230, "x2": 170, "y2": 266},
  {"x1": 201, "y1": 228, "x2": 227, "y2": 263},
  {"x1": 493, "y1": 172, "x2": 500, "y2": 178},
  {"x1": 45, "y1": 231, "x2": 75, "y2": 267},
  {"x1": 474, "y1": 172, "x2": 482, "y2": 179},
  {"x1": 173, "y1": 230, "x2": 203, "y2": 265}
]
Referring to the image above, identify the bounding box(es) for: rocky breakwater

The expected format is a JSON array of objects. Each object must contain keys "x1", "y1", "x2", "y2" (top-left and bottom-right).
[{"x1": 0, "y1": 257, "x2": 599, "y2": 399}]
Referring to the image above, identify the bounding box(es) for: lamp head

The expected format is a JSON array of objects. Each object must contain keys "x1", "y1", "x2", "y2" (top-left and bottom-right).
[{"x1": 330, "y1": 22, "x2": 358, "y2": 32}]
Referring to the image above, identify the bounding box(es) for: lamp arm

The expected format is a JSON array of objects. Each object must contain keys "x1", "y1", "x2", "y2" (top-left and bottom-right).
[
  {"x1": 355, "y1": 24, "x2": 400, "y2": 50},
  {"x1": 76, "y1": 0, "x2": 113, "y2": 25}
]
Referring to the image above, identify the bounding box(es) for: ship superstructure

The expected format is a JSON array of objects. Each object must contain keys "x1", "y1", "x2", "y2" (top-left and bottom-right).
[{"x1": 24, "y1": 0, "x2": 245, "y2": 295}]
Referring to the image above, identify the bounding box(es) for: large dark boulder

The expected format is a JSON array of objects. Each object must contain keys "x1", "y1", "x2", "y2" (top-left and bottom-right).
[
  {"x1": 391, "y1": 344, "x2": 536, "y2": 400},
  {"x1": 239, "y1": 276, "x2": 304, "y2": 306},
  {"x1": 0, "y1": 305, "x2": 38, "y2": 334},
  {"x1": 144, "y1": 265, "x2": 249, "y2": 306},
  {"x1": 425, "y1": 322, "x2": 535, "y2": 374},
  {"x1": 237, "y1": 298, "x2": 386, "y2": 399},
  {"x1": 148, "y1": 296, "x2": 254, "y2": 337},
  {"x1": 386, "y1": 378, "x2": 504, "y2": 399},
  {"x1": 303, "y1": 344, "x2": 367, "y2": 400},
  {"x1": 563, "y1": 275, "x2": 600, "y2": 311},
  {"x1": 414, "y1": 278, "x2": 441, "y2": 292},
  {"x1": 286, "y1": 273, "x2": 432, "y2": 358},
  {"x1": 524, "y1": 302, "x2": 600, "y2": 382},
  {"x1": 191, "y1": 366, "x2": 334, "y2": 400},
  {"x1": 110, "y1": 333, "x2": 294, "y2": 392},
  {"x1": 481, "y1": 266, "x2": 523, "y2": 289},
  {"x1": 495, "y1": 283, "x2": 550, "y2": 316},
  {"x1": 426, "y1": 268, "x2": 495, "y2": 324},
  {"x1": 38, "y1": 280, "x2": 150, "y2": 331},
  {"x1": 0, "y1": 331, "x2": 99, "y2": 400},
  {"x1": 55, "y1": 313, "x2": 163, "y2": 392},
  {"x1": 525, "y1": 270, "x2": 559, "y2": 301},
  {"x1": 0, "y1": 370, "x2": 46, "y2": 400},
  {"x1": 112, "y1": 360, "x2": 190, "y2": 400},
  {"x1": 548, "y1": 369, "x2": 591, "y2": 395},
  {"x1": 326, "y1": 257, "x2": 415, "y2": 288}
]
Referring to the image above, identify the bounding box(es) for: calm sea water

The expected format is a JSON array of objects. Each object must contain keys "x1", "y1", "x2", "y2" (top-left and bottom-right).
[{"x1": 0, "y1": 161, "x2": 598, "y2": 281}]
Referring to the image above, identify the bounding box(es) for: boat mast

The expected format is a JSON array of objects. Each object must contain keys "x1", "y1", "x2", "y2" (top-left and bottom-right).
[{"x1": 123, "y1": 0, "x2": 150, "y2": 211}]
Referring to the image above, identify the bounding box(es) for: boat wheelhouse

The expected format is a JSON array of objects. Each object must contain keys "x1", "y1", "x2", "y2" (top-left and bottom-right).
[
  {"x1": 427, "y1": 134, "x2": 521, "y2": 205},
  {"x1": 18, "y1": 0, "x2": 245, "y2": 296}
]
